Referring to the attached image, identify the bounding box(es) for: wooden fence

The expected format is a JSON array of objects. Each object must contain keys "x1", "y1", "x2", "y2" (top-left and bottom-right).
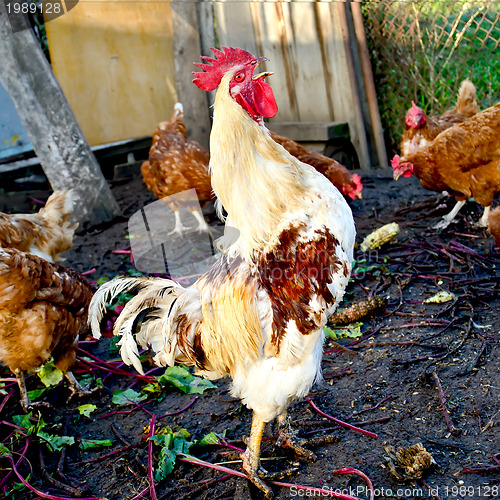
[{"x1": 47, "y1": 0, "x2": 387, "y2": 169}]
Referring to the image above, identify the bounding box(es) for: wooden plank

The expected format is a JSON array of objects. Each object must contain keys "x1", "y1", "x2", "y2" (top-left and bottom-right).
[
  {"x1": 268, "y1": 122, "x2": 350, "y2": 142},
  {"x1": 171, "y1": 2, "x2": 211, "y2": 149},
  {"x1": 250, "y1": 2, "x2": 298, "y2": 123},
  {"x1": 351, "y1": 1, "x2": 388, "y2": 168},
  {"x1": 322, "y1": 1, "x2": 370, "y2": 169},
  {"x1": 0, "y1": 5, "x2": 120, "y2": 227},
  {"x1": 288, "y1": 2, "x2": 330, "y2": 121},
  {"x1": 45, "y1": 0, "x2": 176, "y2": 146}
]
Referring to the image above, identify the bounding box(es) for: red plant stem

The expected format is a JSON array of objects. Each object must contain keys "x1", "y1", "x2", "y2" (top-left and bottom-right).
[
  {"x1": 0, "y1": 388, "x2": 15, "y2": 415},
  {"x1": 97, "y1": 400, "x2": 152, "y2": 420},
  {"x1": 306, "y1": 398, "x2": 378, "y2": 438},
  {"x1": 81, "y1": 267, "x2": 97, "y2": 276},
  {"x1": 157, "y1": 395, "x2": 197, "y2": 419},
  {"x1": 147, "y1": 414, "x2": 158, "y2": 500},
  {"x1": 333, "y1": 468, "x2": 375, "y2": 500},
  {"x1": 77, "y1": 356, "x2": 153, "y2": 381},
  {"x1": 0, "y1": 438, "x2": 29, "y2": 491},
  {"x1": 5, "y1": 453, "x2": 103, "y2": 500},
  {"x1": 180, "y1": 455, "x2": 365, "y2": 500},
  {"x1": 352, "y1": 395, "x2": 391, "y2": 416}
]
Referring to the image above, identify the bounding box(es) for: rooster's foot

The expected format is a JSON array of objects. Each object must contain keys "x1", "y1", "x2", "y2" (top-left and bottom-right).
[
  {"x1": 241, "y1": 448, "x2": 274, "y2": 499},
  {"x1": 276, "y1": 412, "x2": 317, "y2": 462}
]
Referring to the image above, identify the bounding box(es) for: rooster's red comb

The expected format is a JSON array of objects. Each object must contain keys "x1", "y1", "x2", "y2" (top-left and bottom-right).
[{"x1": 193, "y1": 46, "x2": 257, "y2": 91}]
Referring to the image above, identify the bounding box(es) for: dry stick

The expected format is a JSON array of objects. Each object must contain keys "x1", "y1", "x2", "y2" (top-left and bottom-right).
[
  {"x1": 179, "y1": 454, "x2": 366, "y2": 500},
  {"x1": 306, "y1": 398, "x2": 378, "y2": 438},
  {"x1": 147, "y1": 414, "x2": 158, "y2": 500},
  {"x1": 39, "y1": 448, "x2": 86, "y2": 497},
  {"x1": 431, "y1": 372, "x2": 461, "y2": 436}
]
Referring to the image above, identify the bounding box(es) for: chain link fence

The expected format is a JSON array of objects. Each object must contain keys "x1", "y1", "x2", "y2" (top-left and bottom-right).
[{"x1": 363, "y1": 0, "x2": 500, "y2": 155}]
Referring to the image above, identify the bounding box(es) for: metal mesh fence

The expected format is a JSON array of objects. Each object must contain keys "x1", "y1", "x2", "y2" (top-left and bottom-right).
[{"x1": 362, "y1": 0, "x2": 500, "y2": 155}]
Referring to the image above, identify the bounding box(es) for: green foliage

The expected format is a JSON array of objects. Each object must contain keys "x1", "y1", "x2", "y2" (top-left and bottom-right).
[
  {"x1": 198, "y1": 429, "x2": 231, "y2": 446},
  {"x1": 156, "y1": 366, "x2": 217, "y2": 395},
  {"x1": 112, "y1": 388, "x2": 148, "y2": 406},
  {"x1": 76, "y1": 404, "x2": 98, "y2": 417},
  {"x1": 36, "y1": 359, "x2": 63, "y2": 387},
  {"x1": 363, "y1": 1, "x2": 500, "y2": 154},
  {"x1": 80, "y1": 439, "x2": 113, "y2": 450},
  {"x1": 324, "y1": 323, "x2": 363, "y2": 340},
  {"x1": 152, "y1": 427, "x2": 193, "y2": 480}
]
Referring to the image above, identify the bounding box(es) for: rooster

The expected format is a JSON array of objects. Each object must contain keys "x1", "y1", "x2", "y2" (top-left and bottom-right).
[
  {"x1": 392, "y1": 102, "x2": 500, "y2": 230},
  {"x1": 269, "y1": 131, "x2": 363, "y2": 199},
  {"x1": 89, "y1": 46, "x2": 355, "y2": 497},
  {"x1": 0, "y1": 190, "x2": 76, "y2": 262},
  {"x1": 0, "y1": 248, "x2": 93, "y2": 411},
  {"x1": 141, "y1": 103, "x2": 213, "y2": 235},
  {"x1": 401, "y1": 79, "x2": 479, "y2": 158}
]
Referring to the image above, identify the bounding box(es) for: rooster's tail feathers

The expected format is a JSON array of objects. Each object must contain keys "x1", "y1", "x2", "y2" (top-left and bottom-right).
[
  {"x1": 456, "y1": 79, "x2": 479, "y2": 117},
  {"x1": 41, "y1": 190, "x2": 75, "y2": 225},
  {"x1": 89, "y1": 277, "x2": 183, "y2": 374}
]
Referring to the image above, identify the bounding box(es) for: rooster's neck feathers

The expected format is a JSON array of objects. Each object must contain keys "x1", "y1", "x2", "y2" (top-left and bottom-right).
[{"x1": 209, "y1": 73, "x2": 308, "y2": 257}]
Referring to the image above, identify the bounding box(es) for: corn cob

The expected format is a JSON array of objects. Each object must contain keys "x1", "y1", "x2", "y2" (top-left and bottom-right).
[
  {"x1": 328, "y1": 295, "x2": 388, "y2": 326},
  {"x1": 360, "y1": 222, "x2": 399, "y2": 251}
]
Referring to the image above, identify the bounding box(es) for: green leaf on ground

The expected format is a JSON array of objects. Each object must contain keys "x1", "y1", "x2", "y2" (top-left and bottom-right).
[
  {"x1": 112, "y1": 388, "x2": 148, "y2": 406},
  {"x1": 324, "y1": 322, "x2": 363, "y2": 340},
  {"x1": 36, "y1": 359, "x2": 64, "y2": 387},
  {"x1": 157, "y1": 366, "x2": 216, "y2": 395},
  {"x1": 76, "y1": 404, "x2": 98, "y2": 417},
  {"x1": 152, "y1": 427, "x2": 192, "y2": 480},
  {"x1": 80, "y1": 439, "x2": 113, "y2": 450}
]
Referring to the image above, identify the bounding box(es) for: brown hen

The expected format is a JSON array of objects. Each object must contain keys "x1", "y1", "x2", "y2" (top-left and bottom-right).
[
  {"x1": 489, "y1": 206, "x2": 500, "y2": 246},
  {"x1": 392, "y1": 102, "x2": 500, "y2": 229},
  {"x1": 0, "y1": 190, "x2": 76, "y2": 262},
  {"x1": 401, "y1": 79, "x2": 478, "y2": 158},
  {"x1": 0, "y1": 248, "x2": 93, "y2": 411},
  {"x1": 141, "y1": 103, "x2": 213, "y2": 235},
  {"x1": 269, "y1": 131, "x2": 363, "y2": 199}
]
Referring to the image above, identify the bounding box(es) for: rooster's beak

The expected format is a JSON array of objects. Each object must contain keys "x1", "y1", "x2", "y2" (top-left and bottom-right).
[
  {"x1": 255, "y1": 56, "x2": 269, "y2": 67},
  {"x1": 393, "y1": 171, "x2": 402, "y2": 181},
  {"x1": 253, "y1": 71, "x2": 274, "y2": 80}
]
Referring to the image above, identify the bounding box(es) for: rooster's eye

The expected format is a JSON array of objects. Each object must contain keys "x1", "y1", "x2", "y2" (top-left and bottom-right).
[{"x1": 234, "y1": 73, "x2": 244, "y2": 82}]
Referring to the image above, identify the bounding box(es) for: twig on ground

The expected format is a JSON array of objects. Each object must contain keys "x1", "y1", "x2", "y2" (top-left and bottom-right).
[{"x1": 431, "y1": 372, "x2": 461, "y2": 436}]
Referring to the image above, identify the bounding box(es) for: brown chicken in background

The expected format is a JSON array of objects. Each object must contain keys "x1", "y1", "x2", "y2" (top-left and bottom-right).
[
  {"x1": 141, "y1": 103, "x2": 214, "y2": 235},
  {"x1": 141, "y1": 106, "x2": 361, "y2": 234},
  {"x1": 0, "y1": 190, "x2": 76, "y2": 262},
  {"x1": 0, "y1": 248, "x2": 93, "y2": 411},
  {"x1": 489, "y1": 206, "x2": 500, "y2": 246},
  {"x1": 269, "y1": 131, "x2": 363, "y2": 199},
  {"x1": 400, "y1": 79, "x2": 478, "y2": 158},
  {"x1": 392, "y1": 102, "x2": 500, "y2": 230}
]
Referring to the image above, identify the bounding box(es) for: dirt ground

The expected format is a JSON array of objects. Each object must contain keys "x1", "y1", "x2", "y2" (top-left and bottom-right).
[{"x1": 0, "y1": 166, "x2": 499, "y2": 500}]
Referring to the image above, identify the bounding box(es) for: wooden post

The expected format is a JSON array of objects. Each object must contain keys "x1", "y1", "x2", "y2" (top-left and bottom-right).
[
  {"x1": 171, "y1": 1, "x2": 211, "y2": 150},
  {"x1": 0, "y1": 6, "x2": 120, "y2": 229},
  {"x1": 351, "y1": 1, "x2": 388, "y2": 168}
]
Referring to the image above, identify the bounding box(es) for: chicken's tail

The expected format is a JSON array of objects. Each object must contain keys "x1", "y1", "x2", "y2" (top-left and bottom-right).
[
  {"x1": 89, "y1": 276, "x2": 189, "y2": 375},
  {"x1": 455, "y1": 78, "x2": 479, "y2": 117},
  {"x1": 40, "y1": 190, "x2": 77, "y2": 229}
]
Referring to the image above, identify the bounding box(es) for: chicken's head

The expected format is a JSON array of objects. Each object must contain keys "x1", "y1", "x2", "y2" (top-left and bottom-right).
[
  {"x1": 405, "y1": 101, "x2": 426, "y2": 129},
  {"x1": 342, "y1": 173, "x2": 363, "y2": 199},
  {"x1": 391, "y1": 155, "x2": 414, "y2": 180},
  {"x1": 193, "y1": 46, "x2": 278, "y2": 122}
]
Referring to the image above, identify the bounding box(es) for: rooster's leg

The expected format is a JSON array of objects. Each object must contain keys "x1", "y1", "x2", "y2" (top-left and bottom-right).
[
  {"x1": 434, "y1": 200, "x2": 466, "y2": 229},
  {"x1": 473, "y1": 205, "x2": 490, "y2": 228},
  {"x1": 276, "y1": 411, "x2": 316, "y2": 461},
  {"x1": 241, "y1": 413, "x2": 273, "y2": 498}
]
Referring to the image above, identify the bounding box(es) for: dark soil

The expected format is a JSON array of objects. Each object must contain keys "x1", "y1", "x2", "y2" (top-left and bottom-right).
[{"x1": 1, "y1": 168, "x2": 499, "y2": 500}]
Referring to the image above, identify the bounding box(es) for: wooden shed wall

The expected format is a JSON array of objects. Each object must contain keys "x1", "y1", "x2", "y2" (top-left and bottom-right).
[{"x1": 45, "y1": 0, "x2": 176, "y2": 146}]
